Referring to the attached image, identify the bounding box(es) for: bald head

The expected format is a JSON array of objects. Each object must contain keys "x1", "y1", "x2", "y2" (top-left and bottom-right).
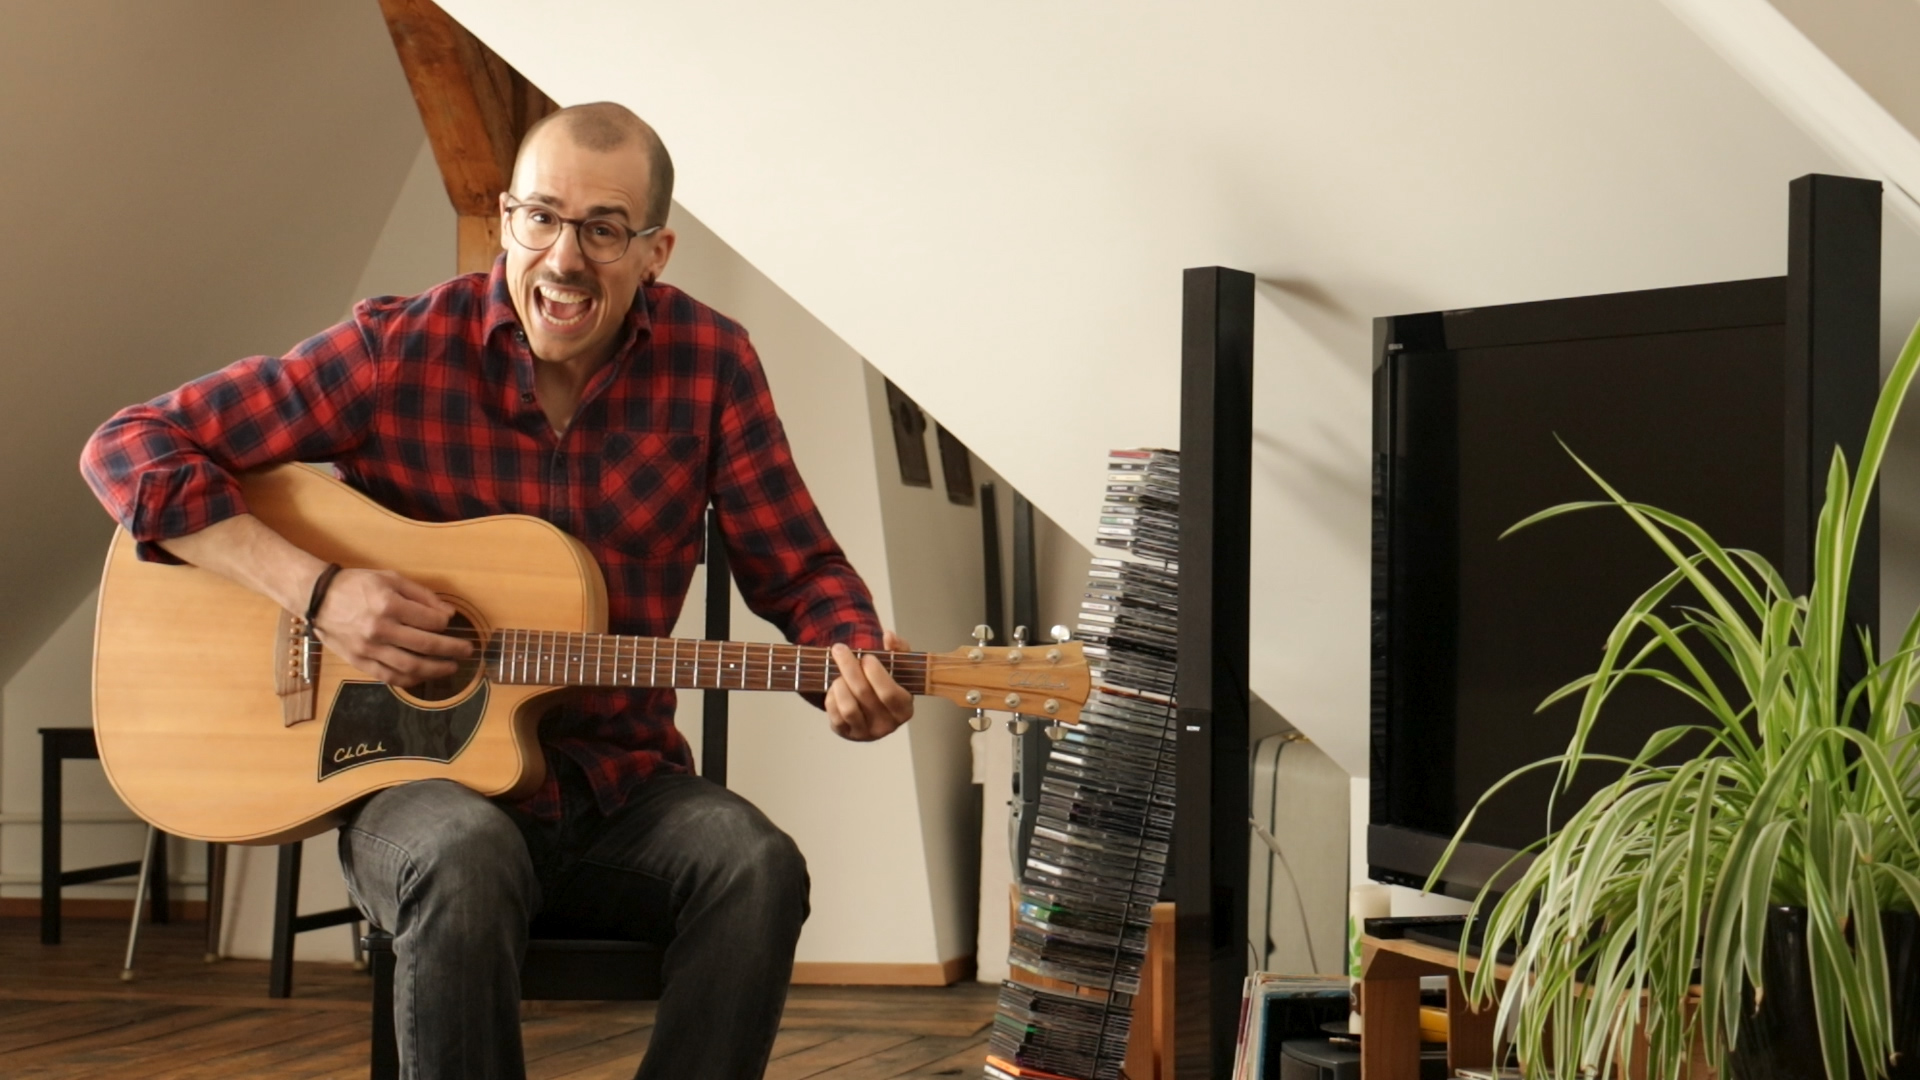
[{"x1": 514, "y1": 103, "x2": 674, "y2": 226}]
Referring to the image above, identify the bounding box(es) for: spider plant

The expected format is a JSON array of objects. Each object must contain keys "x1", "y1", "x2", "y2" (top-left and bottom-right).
[{"x1": 1429, "y1": 318, "x2": 1920, "y2": 1080}]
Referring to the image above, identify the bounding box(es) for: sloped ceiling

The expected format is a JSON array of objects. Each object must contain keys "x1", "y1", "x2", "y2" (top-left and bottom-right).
[
  {"x1": 0, "y1": 1, "x2": 423, "y2": 679},
  {"x1": 440, "y1": 0, "x2": 1920, "y2": 776}
]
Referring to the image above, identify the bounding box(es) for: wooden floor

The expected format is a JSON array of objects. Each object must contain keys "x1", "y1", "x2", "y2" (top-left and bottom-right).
[{"x1": 0, "y1": 917, "x2": 997, "y2": 1079}]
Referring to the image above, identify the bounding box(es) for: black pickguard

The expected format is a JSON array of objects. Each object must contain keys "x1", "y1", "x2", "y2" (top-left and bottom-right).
[{"x1": 317, "y1": 680, "x2": 489, "y2": 780}]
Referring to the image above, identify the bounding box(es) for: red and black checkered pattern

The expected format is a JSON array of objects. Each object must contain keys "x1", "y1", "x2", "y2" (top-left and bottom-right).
[{"x1": 81, "y1": 257, "x2": 882, "y2": 820}]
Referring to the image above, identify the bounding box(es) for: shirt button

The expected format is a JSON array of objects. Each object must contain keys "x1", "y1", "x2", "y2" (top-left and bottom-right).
[
  {"x1": 515, "y1": 329, "x2": 527, "y2": 343},
  {"x1": 521, "y1": 392, "x2": 535, "y2": 403}
]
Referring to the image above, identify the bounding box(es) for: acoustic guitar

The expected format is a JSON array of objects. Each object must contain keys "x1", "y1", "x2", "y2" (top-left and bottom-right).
[{"x1": 92, "y1": 464, "x2": 1090, "y2": 845}]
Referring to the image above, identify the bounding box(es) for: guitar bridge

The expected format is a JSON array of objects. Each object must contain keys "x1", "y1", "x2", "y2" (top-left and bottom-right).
[{"x1": 274, "y1": 611, "x2": 320, "y2": 727}]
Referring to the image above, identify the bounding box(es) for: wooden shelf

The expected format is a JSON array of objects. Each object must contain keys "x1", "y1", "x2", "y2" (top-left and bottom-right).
[{"x1": 1357, "y1": 934, "x2": 1502, "y2": 1080}]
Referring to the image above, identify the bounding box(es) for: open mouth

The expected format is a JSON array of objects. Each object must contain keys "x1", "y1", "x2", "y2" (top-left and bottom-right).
[{"x1": 534, "y1": 283, "x2": 596, "y2": 329}]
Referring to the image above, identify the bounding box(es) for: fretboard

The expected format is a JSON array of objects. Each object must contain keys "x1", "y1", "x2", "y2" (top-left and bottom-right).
[{"x1": 482, "y1": 630, "x2": 930, "y2": 695}]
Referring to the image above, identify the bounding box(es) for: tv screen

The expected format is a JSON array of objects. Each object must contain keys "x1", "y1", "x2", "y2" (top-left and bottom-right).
[{"x1": 1369, "y1": 278, "x2": 1814, "y2": 896}]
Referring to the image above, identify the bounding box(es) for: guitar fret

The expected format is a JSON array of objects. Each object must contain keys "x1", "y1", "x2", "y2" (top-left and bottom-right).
[{"x1": 485, "y1": 630, "x2": 945, "y2": 703}]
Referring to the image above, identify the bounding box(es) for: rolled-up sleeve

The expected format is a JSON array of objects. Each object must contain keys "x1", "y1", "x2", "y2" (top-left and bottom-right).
[{"x1": 80, "y1": 312, "x2": 383, "y2": 562}]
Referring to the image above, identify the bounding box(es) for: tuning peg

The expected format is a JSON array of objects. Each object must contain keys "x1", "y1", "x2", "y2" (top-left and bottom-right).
[
  {"x1": 1050, "y1": 625, "x2": 1071, "y2": 643},
  {"x1": 968, "y1": 709, "x2": 991, "y2": 732},
  {"x1": 1007, "y1": 715, "x2": 1031, "y2": 736},
  {"x1": 1044, "y1": 720, "x2": 1069, "y2": 742},
  {"x1": 972, "y1": 624, "x2": 994, "y2": 645},
  {"x1": 1012, "y1": 625, "x2": 1029, "y2": 647}
]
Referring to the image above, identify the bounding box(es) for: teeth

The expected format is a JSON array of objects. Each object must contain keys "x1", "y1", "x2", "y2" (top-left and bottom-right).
[{"x1": 537, "y1": 284, "x2": 591, "y2": 304}]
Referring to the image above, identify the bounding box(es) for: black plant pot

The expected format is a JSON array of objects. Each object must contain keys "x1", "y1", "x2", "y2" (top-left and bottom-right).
[{"x1": 1727, "y1": 905, "x2": 1920, "y2": 1080}]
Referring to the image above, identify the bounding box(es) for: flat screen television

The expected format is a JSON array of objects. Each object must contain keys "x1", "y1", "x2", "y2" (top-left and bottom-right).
[{"x1": 1368, "y1": 250, "x2": 1880, "y2": 898}]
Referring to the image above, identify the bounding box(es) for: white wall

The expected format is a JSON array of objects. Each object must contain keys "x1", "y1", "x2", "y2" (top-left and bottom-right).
[
  {"x1": 857, "y1": 361, "x2": 988, "y2": 966},
  {"x1": 0, "y1": 139, "x2": 457, "y2": 961},
  {"x1": 657, "y1": 206, "x2": 950, "y2": 968},
  {"x1": 0, "y1": 0, "x2": 425, "y2": 683}
]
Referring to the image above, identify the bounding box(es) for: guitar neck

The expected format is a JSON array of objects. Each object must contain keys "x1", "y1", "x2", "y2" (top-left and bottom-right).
[{"x1": 483, "y1": 630, "x2": 930, "y2": 695}]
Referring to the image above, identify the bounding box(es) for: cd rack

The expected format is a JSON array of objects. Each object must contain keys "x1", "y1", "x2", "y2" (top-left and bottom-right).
[{"x1": 987, "y1": 449, "x2": 1181, "y2": 1080}]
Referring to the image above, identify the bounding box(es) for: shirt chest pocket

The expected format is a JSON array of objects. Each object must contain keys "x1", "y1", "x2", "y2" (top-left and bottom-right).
[{"x1": 589, "y1": 431, "x2": 709, "y2": 555}]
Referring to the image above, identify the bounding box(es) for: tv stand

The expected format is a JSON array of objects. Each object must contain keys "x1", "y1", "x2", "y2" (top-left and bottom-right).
[{"x1": 1358, "y1": 932, "x2": 1502, "y2": 1080}]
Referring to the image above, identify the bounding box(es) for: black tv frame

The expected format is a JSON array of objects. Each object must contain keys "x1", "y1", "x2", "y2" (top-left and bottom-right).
[{"x1": 1367, "y1": 174, "x2": 1883, "y2": 899}]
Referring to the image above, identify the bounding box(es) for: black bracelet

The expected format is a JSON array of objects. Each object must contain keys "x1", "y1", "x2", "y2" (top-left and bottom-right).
[{"x1": 305, "y1": 563, "x2": 344, "y2": 633}]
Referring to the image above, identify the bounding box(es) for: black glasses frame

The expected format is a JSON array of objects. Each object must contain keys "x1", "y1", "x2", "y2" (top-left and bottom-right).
[{"x1": 503, "y1": 200, "x2": 663, "y2": 264}]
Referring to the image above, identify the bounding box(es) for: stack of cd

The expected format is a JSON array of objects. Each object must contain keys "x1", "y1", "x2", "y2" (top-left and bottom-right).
[
  {"x1": 987, "y1": 449, "x2": 1180, "y2": 1080},
  {"x1": 987, "y1": 983, "x2": 1132, "y2": 1080},
  {"x1": 1093, "y1": 448, "x2": 1180, "y2": 564}
]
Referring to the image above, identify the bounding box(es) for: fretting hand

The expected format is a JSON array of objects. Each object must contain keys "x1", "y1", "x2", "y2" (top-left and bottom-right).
[{"x1": 826, "y1": 631, "x2": 915, "y2": 741}]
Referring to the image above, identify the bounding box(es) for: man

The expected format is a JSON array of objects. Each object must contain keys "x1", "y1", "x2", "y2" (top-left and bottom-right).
[{"x1": 80, "y1": 102, "x2": 912, "y2": 1080}]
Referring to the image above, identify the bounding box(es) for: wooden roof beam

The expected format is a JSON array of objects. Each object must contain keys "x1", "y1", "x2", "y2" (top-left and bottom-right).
[{"x1": 378, "y1": 0, "x2": 556, "y2": 273}]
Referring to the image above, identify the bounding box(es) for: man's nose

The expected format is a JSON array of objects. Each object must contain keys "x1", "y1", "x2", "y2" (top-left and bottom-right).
[{"x1": 543, "y1": 223, "x2": 590, "y2": 273}]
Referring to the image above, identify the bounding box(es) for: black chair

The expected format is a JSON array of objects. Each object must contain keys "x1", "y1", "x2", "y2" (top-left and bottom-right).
[
  {"x1": 268, "y1": 841, "x2": 365, "y2": 997},
  {"x1": 45, "y1": 726, "x2": 361, "y2": 994},
  {"x1": 39, "y1": 727, "x2": 174, "y2": 945},
  {"x1": 364, "y1": 509, "x2": 734, "y2": 1080}
]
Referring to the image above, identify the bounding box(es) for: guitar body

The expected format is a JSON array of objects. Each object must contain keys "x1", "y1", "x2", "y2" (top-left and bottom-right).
[{"x1": 92, "y1": 464, "x2": 608, "y2": 845}]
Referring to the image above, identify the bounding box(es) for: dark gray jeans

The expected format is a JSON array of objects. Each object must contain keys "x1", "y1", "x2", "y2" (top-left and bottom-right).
[{"x1": 337, "y1": 763, "x2": 810, "y2": 1080}]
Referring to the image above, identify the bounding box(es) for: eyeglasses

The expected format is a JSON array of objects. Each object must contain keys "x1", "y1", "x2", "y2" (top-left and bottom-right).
[{"x1": 503, "y1": 201, "x2": 662, "y2": 264}]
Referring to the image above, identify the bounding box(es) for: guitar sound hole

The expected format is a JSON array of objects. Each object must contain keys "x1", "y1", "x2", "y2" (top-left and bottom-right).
[{"x1": 409, "y1": 612, "x2": 482, "y2": 703}]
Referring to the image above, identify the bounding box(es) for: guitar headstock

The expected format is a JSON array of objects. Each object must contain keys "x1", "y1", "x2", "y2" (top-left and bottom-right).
[{"x1": 924, "y1": 624, "x2": 1090, "y2": 737}]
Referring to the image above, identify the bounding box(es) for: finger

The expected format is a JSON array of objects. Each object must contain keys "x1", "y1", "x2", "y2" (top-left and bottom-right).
[
  {"x1": 383, "y1": 591, "x2": 463, "y2": 638},
  {"x1": 366, "y1": 643, "x2": 459, "y2": 685},
  {"x1": 838, "y1": 648, "x2": 892, "y2": 737},
  {"x1": 388, "y1": 574, "x2": 458, "y2": 619},
  {"x1": 826, "y1": 679, "x2": 856, "y2": 739},
  {"x1": 825, "y1": 641, "x2": 883, "y2": 734},
  {"x1": 861, "y1": 654, "x2": 914, "y2": 724},
  {"x1": 380, "y1": 620, "x2": 473, "y2": 659},
  {"x1": 830, "y1": 645, "x2": 876, "y2": 739},
  {"x1": 338, "y1": 650, "x2": 412, "y2": 686},
  {"x1": 882, "y1": 630, "x2": 911, "y2": 652}
]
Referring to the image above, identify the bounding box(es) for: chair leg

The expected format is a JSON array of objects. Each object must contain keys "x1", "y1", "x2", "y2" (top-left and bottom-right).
[
  {"x1": 369, "y1": 937, "x2": 399, "y2": 1080},
  {"x1": 40, "y1": 736, "x2": 61, "y2": 945},
  {"x1": 150, "y1": 831, "x2": 170, "y2": 924},
  {"x1": 269, "y1": 842, "x2": 301, "y2": 999},
  {"x1": 120, "y1": 826, "x2": 158, "y2": 982},
  {"x1": 205, "y1": 842, "x2": 227, "y2": 962}
]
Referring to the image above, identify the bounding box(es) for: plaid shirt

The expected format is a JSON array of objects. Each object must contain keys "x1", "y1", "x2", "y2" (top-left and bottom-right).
[{"x1": 81, "y1": 257, "x2": 883, "y2": 820}]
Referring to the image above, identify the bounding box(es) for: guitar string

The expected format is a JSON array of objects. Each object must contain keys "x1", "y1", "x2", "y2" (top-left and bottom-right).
[
  {"x1": 414, "y1": 625, "x2": 941, "y2": 660},
  {"x1": 372, "y1": 627, "x2": 979, "y2": 688},
  {"x1": 404, "y1": 627, "x2": 952, "y2": 669}
]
